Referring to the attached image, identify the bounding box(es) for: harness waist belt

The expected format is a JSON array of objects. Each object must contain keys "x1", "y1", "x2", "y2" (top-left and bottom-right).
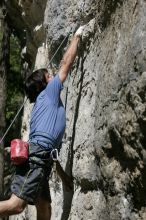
[{"x1": 29, "y1": 131, "x2": 58, "y2": 148}]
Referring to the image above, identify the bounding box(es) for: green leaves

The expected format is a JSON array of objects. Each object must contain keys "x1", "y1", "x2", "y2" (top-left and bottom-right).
[{"x1": 6, "y1": 34, "x2": 23, "y2": 139}]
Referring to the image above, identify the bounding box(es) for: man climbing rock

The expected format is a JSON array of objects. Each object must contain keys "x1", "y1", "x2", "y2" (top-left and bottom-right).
[{"x1": 0, "y1": 25, "x2": 85, "y2": 220}]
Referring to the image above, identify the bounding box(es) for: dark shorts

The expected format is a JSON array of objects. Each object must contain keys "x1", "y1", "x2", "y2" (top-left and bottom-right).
[{"x1": 11, "y1": 143, "x2": 53, "y2": 205}]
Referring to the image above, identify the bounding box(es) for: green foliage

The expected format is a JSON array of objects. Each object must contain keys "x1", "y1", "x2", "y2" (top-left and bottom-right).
[
  {"x1": 10, "y1": 35, "x2": 21, "y2": 73},
  {"x1": 6, "y1": 34, "x2": 24, "y2": 137}
]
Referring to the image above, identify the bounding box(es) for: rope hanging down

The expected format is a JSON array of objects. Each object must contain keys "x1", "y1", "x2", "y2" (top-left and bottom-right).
[
  {"x1": 46, "y1": 33, "x2": 69, "y2": 70},
  {"x1": 0, "y1": 30, "x2": 71, "y2": 144},
  {"x1": 0, "y1": 98, "x2": 28, "y2": 144}
]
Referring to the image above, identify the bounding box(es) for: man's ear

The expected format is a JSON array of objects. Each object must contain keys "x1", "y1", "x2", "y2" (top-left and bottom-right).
[{"x1": 45, "y1": 73, "x2": 51, "y2": 83}]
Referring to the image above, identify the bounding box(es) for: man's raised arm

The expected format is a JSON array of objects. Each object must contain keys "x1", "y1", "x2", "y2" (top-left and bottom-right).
[{"x1": 58, "y1": 26, "x2": 85, "y2": 83}]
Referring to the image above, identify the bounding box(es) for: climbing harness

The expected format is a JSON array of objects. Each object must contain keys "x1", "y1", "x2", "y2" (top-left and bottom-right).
[{"x1": 0, "y1": 29, "x2": 72, "y2": 145}]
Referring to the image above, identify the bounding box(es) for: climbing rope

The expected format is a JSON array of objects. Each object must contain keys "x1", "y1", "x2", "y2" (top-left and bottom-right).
[
  {"x1": 0, "y1": 30, "x2": 72, "y2": 144},
  {"x1": 0, "y1": 98, "x2": 28, "y2": 145},
  {"x1": 46, "y1": 33, "x2": 69, "y2": 70}
]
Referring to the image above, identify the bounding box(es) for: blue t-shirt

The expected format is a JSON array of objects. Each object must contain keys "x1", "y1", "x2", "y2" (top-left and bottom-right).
[{"x1": 29, "y1": 74, "x2": 66, "y2": 149}]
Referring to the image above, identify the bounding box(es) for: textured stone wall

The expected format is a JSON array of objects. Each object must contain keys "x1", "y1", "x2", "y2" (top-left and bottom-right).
[
  {"x1": 7, "y1": 0, "x2": 146, "y2": 219},
  {"x1": 94, "y1": 1, "x2": 146, "y2": 219}
]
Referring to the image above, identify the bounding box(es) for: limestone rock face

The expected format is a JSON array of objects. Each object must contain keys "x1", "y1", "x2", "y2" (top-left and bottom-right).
[{"x1": 7, "y1": 0, "x2": 146, "y2": 219}]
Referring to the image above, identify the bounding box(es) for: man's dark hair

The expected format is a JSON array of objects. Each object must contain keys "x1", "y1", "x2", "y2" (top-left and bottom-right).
[{"x1": 25, "y1": 68, "x2": 48, "y2": 103}]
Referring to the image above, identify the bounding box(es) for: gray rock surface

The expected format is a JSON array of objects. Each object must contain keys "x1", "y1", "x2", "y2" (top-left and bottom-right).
[{"x1": 6, "y1": 0, "x2": 146, "y2": 219}]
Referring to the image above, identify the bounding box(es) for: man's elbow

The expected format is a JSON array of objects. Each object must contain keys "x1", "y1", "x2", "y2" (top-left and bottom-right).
[
  {"x1": 60, "y1": 59, "x2": 72, "y2": 73},
  {"x1": 60, "y1": 55, "x2": 73, "y2": 67},
  {"x1": 59, "y1": 63, "x2": 72, "y2": 83},
  {"x1": 60, "y1": 59, "x2": 68, "y2": 67}
]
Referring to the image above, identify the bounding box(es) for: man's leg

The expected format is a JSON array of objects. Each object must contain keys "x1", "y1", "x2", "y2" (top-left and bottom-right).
[
  {"x1": 0, "y1": 194, "x2": 27, "y2": 217},
  {"x1": 35, "y1": 197, "x2": 51, "y2": 220}
]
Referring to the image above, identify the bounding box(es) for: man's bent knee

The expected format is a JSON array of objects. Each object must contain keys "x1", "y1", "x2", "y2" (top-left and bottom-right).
[
  {"x1": 0, "y1": 194, "x2": 27, "y2": 216},
  {"x1": 10, "y1": 203, "x2": 25, "y2": 214},
  {"x1": 9, "y1": 194, "x2": 27, "y2": 214}
]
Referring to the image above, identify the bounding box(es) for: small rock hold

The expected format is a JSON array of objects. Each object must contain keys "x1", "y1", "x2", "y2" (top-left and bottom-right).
[
  {"x1": 141, "y1": 72, "x2": 146, "y2": 79},
  {"x1": 84, "y1": 204, "x2": 93, "y2": 211}
]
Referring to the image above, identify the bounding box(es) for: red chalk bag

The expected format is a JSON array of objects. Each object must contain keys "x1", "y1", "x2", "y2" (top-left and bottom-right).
[{"x1": 10, "y1": 139, "x2": 29, "y2": 165}]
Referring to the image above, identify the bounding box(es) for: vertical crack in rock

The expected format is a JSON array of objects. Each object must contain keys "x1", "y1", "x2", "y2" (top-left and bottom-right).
[{"x1": 61, "y1": 46, "x2": 86, "y2": 220}]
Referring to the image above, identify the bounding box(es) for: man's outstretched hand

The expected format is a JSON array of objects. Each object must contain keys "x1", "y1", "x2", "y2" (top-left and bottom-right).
[
  {"x1": 75, "y1": 25, "x2": 86, "y2": 37},
  {"x1": 74, "y1": 19, "x2": 95, "y2": 40}
]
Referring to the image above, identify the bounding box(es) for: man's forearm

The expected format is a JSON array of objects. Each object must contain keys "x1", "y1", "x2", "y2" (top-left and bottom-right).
[
  {"x1": 58, "y1": 35, "x2": 80, "y2": 82},
  {"x1": 59, "y1": 25, "x2": 85, "y2": 82},
  {"x1": 61, "y1": 35, "x2": 80, "y2": 67}
]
